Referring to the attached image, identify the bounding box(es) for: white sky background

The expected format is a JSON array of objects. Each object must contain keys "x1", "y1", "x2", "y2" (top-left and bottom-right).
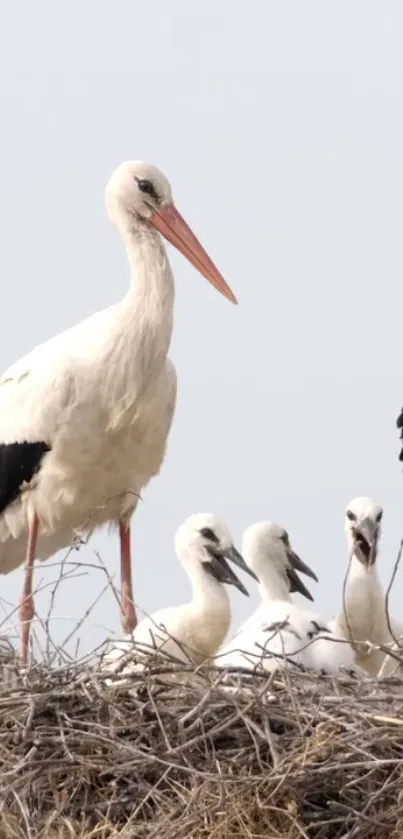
[{"x1": 0, "y1": 1, "x2": 402, "y2": 656}]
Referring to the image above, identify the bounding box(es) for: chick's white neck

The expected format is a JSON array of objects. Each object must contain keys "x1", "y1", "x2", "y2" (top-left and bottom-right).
[
  {"x1": 181, "y1": 554, "x2": 231, "y2": 615},
  {"x1": 248, "y1": 549, "x2": 292, "y2": 604}
]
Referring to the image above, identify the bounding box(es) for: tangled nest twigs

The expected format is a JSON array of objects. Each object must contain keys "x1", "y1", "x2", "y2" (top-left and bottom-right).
[
  {"x1": 0, "y1": 538, "x2": 402, "y2": 839},
  {"x1": 0, "y1": 650, "x2": 403, "y2": 839}
]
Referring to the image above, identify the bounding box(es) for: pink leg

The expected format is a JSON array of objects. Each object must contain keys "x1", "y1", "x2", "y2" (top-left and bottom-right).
[
  {"x1": 119, "y1": 520, "x2": 137, "y2": 633},
  {"x1": 19, "y1": 513, "x2": 39, "y2": 664}
]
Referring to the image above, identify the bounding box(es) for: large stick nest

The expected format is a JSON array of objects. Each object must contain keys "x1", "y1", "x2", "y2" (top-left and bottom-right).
[{"x1": 0, "y1": 650, "x2": 403, "y2": 839}]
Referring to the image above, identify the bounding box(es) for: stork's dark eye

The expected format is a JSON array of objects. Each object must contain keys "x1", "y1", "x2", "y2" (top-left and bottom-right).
[
  {"x1": 134, "y1": 177, "x2": 160, "y2": 203},
  {"x1": 137, "y1": 179, "x2": 153, "y2": 194},
  {"x1": 200, "y1": 527, "x2": 219, "y2": 543},
  {"x1": 346, "y1": 510, "x2": 356, "y2": 522},
  {"x1": 376, "y1": 510, "x2": 383, "y2": 523},
  {"x1": 280, "y1": 531, "x2": 290, "y2": 546}
]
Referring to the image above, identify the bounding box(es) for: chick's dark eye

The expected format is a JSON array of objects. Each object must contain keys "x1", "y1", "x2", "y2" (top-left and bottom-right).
[
  {"x1": 200, "y1": 527, "x2": 219, "y2": 543},
  {"x1": 376, "y1": 511, "x2": 383, "y2": 523},
  {"x1": 346, "y1": 510, "x2": 356, "y2": 522}
]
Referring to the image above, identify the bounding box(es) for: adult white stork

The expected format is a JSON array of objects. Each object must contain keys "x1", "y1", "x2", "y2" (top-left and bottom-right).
[
  {"x1": 0, "y1": 161, "x2": 237, "y2": 662},
  {"x1": 328, "y1": 497, "x2": 403, "y2": 674},
  {"x1": 102, "y1": 513, "x2": 257, "y2": 675}
]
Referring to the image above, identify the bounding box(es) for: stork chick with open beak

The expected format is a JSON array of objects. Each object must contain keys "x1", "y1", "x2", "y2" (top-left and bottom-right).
[
  {"x1": 346, "y1": 498, "x2": 382, "y2": 567},
  {"x1": 327, "y1": 497, "x2": 403, "y2": 675}
]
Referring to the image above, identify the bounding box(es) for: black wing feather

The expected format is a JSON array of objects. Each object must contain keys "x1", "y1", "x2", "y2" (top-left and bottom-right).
[{"x1": 0, "y1": 441, "x2": 50, "y2": 515}]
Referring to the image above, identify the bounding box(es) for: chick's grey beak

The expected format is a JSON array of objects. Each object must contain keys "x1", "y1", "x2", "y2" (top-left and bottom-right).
[
  {"x1": 288, "y1": 550, "x2": 319, "y2": 583},
  {"x1": 285, "y1": 550, "x2": 317, "y2": 603},
  {"x1": 356, "y1": 518, "x2": 378, "y2": 545},
  {"x1": 223, "y1": 544, "x2": 259, "y2": 582},
  {"x1": 286, "y1": 565, "x2": 314, "y2": 602},
  {"x1": 204, "y1": 553, "x2": 250, "y2": 596},
  {"x1": 353, "y1": 518, "x2": 379, "y2": 565}
]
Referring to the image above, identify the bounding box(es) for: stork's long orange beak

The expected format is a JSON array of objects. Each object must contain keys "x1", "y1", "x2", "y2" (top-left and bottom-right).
[{"x1": 150, "y1": 204, "x2": 237, "y2": 304}]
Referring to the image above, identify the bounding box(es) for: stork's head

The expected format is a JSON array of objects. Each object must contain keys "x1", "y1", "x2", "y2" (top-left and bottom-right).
[
  {"x1": 105, "y1": 161, "x2": 237, "y2": 304},
  {"x1": 105, "y1": 161, "x2": 172, "y2": 222},
  {"x1": 241, "y1": 521, "x2": 318, "y2": 602},
  {"x1": 344, "y1": 497, "x2": 383, "y2": 567},
  {"x1": 174, "y1": 514, "x2": 257, "y2": 596}
]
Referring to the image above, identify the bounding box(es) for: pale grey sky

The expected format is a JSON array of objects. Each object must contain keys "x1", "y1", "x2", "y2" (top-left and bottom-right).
[{"x1": 0, "y1": 1, "x2": 402, "y2": 656}]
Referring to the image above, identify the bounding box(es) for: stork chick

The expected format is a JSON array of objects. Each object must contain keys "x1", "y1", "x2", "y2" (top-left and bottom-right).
[
  {"x1": 328, "y1": 497, "x2": 403, "y2": 675},
  {"x1": 215, "y1": 521, "x2": 355, "y2": 676},
  {"x1": 103, "y1": 513, "x2": 257, "y2": 675}
]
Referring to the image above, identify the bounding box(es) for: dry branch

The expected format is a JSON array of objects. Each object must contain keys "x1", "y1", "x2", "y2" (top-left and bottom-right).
[
  {"x1": 0, "y1": 652, "x2": 402, "y2": 839},
  {"x1": 0, "y1": 531, "x2": 402, "y2": 839}
]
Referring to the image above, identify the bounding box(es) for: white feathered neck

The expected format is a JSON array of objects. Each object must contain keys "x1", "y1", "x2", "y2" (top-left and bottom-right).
[{"x1": 101, "y1": 212, "x2": 175, "y2": 430}]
